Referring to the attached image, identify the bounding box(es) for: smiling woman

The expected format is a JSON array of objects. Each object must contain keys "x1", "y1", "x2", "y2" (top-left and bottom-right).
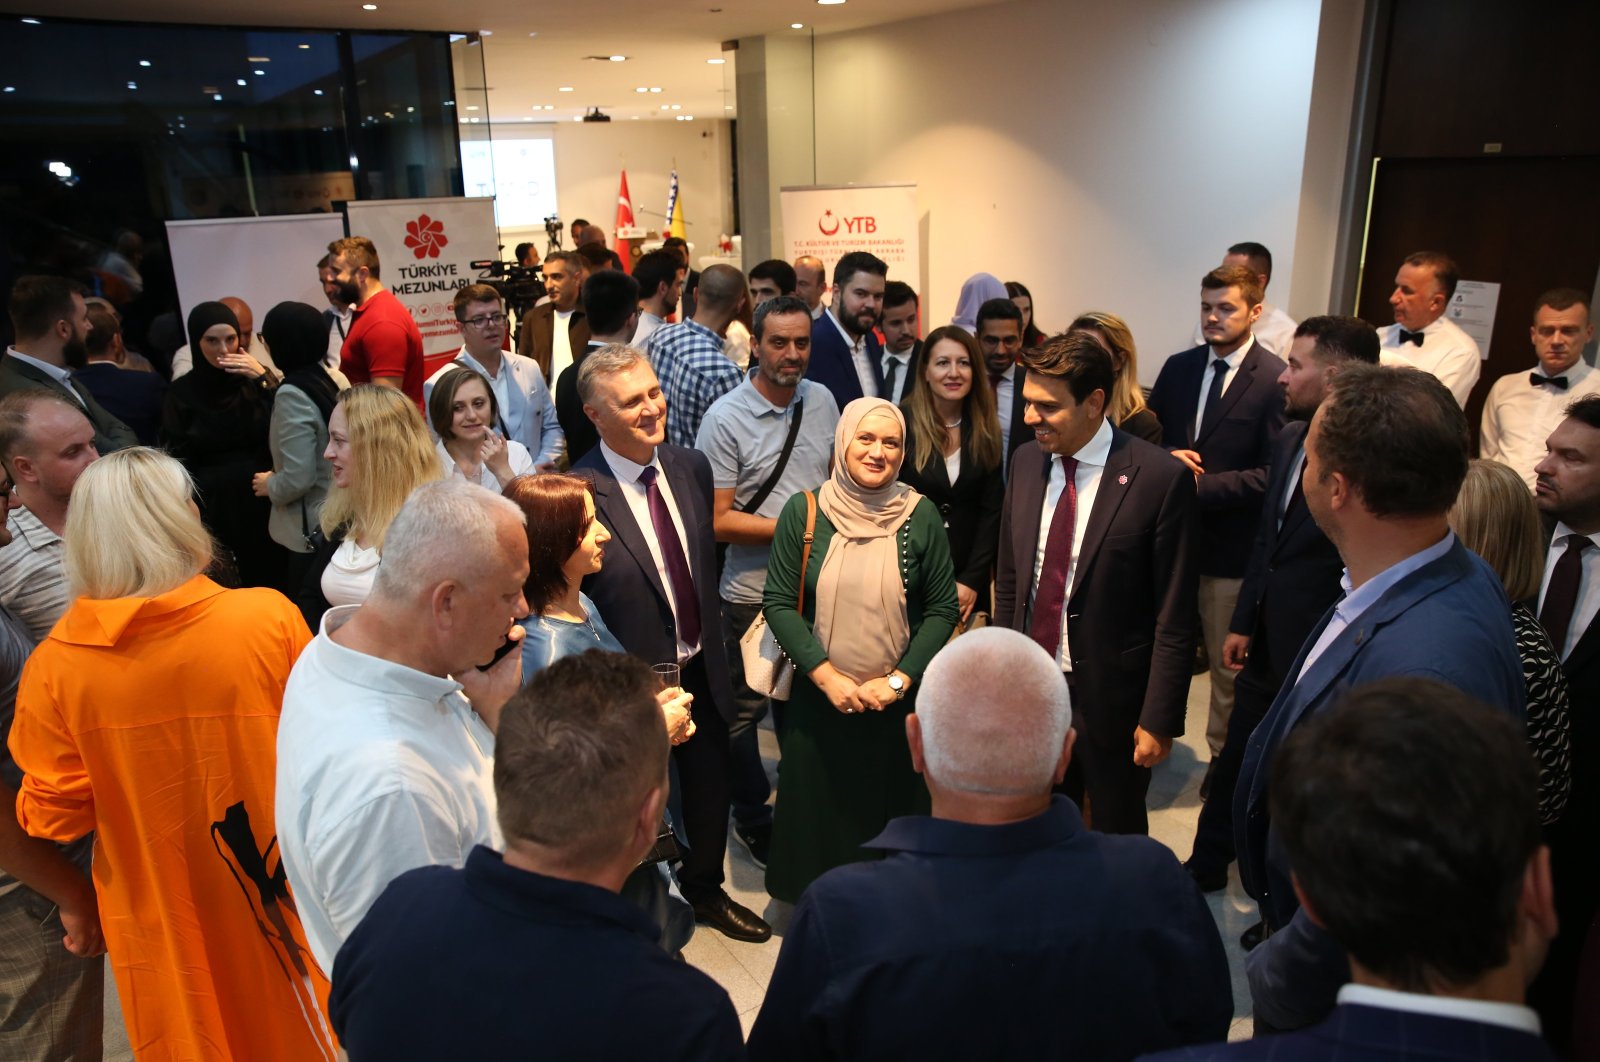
[{"x1": 429, "y1": 366, "x2": 535, "y2": 490}]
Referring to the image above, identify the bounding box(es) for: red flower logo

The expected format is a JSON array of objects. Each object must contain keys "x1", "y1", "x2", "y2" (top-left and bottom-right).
[{"x1": 404, "y1": 214, "x2": 448, "y2": 259}]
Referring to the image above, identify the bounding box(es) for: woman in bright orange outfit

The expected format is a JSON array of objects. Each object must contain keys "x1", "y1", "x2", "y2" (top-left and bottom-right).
[{"x1": 7, "y1": 447, "x2": 335, "y2": 1061}]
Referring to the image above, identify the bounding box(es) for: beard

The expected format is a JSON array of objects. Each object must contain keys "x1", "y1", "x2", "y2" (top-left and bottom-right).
[
  {"x1": 336, "y1": 278, "x2": 361, "y2": 307},
  {"x1": 61, "y1": 335, "x2": 88, "y2": 369}
]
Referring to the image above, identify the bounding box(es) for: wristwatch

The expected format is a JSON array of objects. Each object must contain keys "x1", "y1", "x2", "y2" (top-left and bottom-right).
[{"x1": 886, "y1": 673, "x2": 906, "y2": 699}]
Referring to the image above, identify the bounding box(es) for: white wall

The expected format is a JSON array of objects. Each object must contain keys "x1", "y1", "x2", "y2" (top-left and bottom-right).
[
  {"x1": 809, "y1": 0, "x2": 1326, "y2": 382},
  {"x1": 491, "y1": 119, "x2": 734, "y2": 263}
]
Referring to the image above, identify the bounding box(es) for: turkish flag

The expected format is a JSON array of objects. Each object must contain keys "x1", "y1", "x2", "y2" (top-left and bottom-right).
[{"x1": 615, "y1": 171, "x2": 635, "y2": 274}]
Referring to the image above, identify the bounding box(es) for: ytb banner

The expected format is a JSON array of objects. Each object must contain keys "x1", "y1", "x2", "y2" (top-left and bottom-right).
[
  {"x1": 780, "y1": 184, "x2": 918, "y2": 292},
  {"x1": 342, "y1": 196, "x2": 499, "y2": 376}
]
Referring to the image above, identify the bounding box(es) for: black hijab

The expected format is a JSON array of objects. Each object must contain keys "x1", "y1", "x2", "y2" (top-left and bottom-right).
[
  {"x1": 261, "y1": 301, "x2": 339, "y2": 422},
  {"x1": 184, "y1": 301, "x2": 260, "y2": 405}
]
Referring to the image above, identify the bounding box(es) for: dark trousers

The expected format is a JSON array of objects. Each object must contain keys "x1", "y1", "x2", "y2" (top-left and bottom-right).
[
  {"x1": 721, "y1": 598, "x2": 776, "y2": 828},
  {"x1": 1188, "y1": 663, "x2": 1278, "y2": 872},
  {"x1": 1054, "y1": 675, "x2": 1152, "y2": 835},
  {"x1": 673, "y1": 653, "x2": 733, "y2": 904}
]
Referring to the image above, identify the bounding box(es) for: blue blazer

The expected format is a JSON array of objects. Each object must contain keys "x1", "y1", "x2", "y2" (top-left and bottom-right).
[
  {"x1": 1140, "y1": 1002, "x2": 1557, "y2": 1061},
  {"x1": 805, "y1": 310, "x2": 883, "y2": 407},
  {"x1": 571, "y1": 442, "x2": 737, "y2": 723},
  {"x1": 1146, "y1": 340, "x2": 1286, "y2": 577},
  {"x1": 1233, "y1": 538, "x2": 1526, "y2": 1030}
]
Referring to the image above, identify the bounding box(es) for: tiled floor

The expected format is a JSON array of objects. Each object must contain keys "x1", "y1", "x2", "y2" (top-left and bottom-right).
[{"x1": 102, "y1": 673, "x2": 1254, "y2": 1054}]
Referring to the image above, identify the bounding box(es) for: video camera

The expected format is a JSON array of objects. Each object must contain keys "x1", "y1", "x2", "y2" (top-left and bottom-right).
[{"x1": 470, "y1": 259, "x2": 546, "y2": 326}]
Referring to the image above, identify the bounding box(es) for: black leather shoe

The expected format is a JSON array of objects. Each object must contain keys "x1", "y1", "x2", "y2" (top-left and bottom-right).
[
  {"x1": 733, "y1": 821, "x2": 771, "y2": 869},
  {"x1": 1184, "y1": 859, "x2": 1227, "y2": 893},
  {"x1": 1240, "y1": 920, "x2": 1266, "y2": 951},
  {"x1": 692, "y1": 891, "x2": 773, "y2": 943}
]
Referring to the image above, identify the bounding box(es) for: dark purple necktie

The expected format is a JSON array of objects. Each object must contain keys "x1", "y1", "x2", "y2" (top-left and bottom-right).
[
  {"x1": 1030, "y1": 456, "x2": 1079, "y2": 661},
  {"x1": 638, "y1": 465, "x2": 701, "y2": 647},
  {"x1": 1541, "y1": 534, "x2": 1591, "y2": 658}
]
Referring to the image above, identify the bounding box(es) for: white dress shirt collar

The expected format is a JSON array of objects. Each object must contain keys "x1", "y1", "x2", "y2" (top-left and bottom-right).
[
  {"x1": 5, "y1": 347, "x2": 79, "y2": 398},
  {"x1": 825, "y1": 305, "x2": 864, "y2": 353},
  {"x1": 1337, "y1": 983, "x2": 1541, "y2": 1036},
  {"x1": 1065, "y1": 415, "x2": 1114, "y2": 468},
  {"x1": 598, "y1": 439, "x2": 660, "y2": 484}
]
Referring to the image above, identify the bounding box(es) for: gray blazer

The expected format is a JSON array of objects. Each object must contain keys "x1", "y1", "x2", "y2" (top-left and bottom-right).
[{"x1": 264, "y1": 384, "x2": 333, "y2": 553}]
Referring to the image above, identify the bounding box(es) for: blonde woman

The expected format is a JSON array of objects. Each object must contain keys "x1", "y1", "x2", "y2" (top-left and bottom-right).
[
  {"x1": 1069, "y1": 311, "x2": 1163, "y2": 444},
  {"x1": 1448, "y1": 457, "x2": 1573, "y2": 825},
  {"x1": 8, "y1": 448, "x2": 335, "y2": 1059},
  {"x1": 296, "y1": 384, "x2": 442, "y2": 627},
  {"x1": 899, "y1": 325, "x2": 1004, "y2": 621}
]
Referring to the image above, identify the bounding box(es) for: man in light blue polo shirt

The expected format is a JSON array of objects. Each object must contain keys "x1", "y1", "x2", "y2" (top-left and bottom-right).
[{"x1": 696, "y1": 295, "x2": 839, "y2": 868}]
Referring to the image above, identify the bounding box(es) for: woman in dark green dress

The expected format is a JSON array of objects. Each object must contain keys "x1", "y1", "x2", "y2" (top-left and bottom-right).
[{"x1": 761, "y1": 397, "x2": 960, "y2": 903}]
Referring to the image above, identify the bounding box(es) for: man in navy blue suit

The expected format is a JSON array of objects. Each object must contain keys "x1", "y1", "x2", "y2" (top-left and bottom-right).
[
  {"x1": 1145, "y1": 679, "x2": 1557, "y2": 1061},
  {"x1": 1183, "y1": 316, "x2": 1379, "y2": 896},
  {"x1": 1233, "y1": 364, "x2": 1525, "y2": 1031},
  {"x1": 1147, "y1": 265, "x2": 1286, "y2": 791},
  {"x1": 572, "y1": 344, "x2": 772, "y2": 944},
  {"x1": 749, "y1": 628, "x2": 1230, "y2": 1061},
  {"x1": 804, "y1": 251, "x2": 886, "y2": 407}
]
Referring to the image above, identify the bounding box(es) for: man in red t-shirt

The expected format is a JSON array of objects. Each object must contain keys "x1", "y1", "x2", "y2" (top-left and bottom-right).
[{"x1": 327, "y1": 236, "x2": 425, "y2": 408}]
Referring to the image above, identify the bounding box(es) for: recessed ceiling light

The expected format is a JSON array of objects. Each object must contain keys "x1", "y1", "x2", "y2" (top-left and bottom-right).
[
  {"x1": 544, "y1": 105, "x2": 554, "y2": 110},
  {"x1": 527, "y1": 31, "x2": 538, "y2": 37},
  {"x1": 649, "y1": 86, "x2": 662, "y2": 93},
  {"x1": 465, "y1": 105, "x2": 479, "y2": 110},
  {"x1": 299, "y1": 43, "x2": 311, "y2": 49},
  {"x1": 725, "y1": 105, "x2": 733, "y2": 110},
  {"x1": 684, "y1": 115, "x2": 694, "y2": 121},
  {"x1": 213, "y1": 93, "x2": 222, "y2": 101},
  {"x1": 573, "y1": 116, "x2": 582, "y2": 122},
  {"x1": 631, "y1": 116, "x2": 639, "y2": 120},
  {"x1": 20, "y1": 17, "x2": 40, "y2": 24},
  {"x1": 127, "y1": 81, "x2": 138, "y2": 90},
  {"x1": 707, "y1": 58, "x2": 725, "y2": 64},
  {"x1": 406, "y1": 105, "x2": 414, "y2": 112},
  {"x1": 558, "y1": 86, "x2": 574, "y2": 92},
  {"x1": 608, "y1": 55, "x2": 627, "y2": 62},
  {"x1": 2, "y1": 87, "x2": 13, "y2": 93},
  {"x1": 635, "y1": 87, "x2": 648, "y2": 93},
  {"x1": 254, "y1": 69, "x2": 266, "y2": 76},
  {"x1": 236, "y1": 78, "x2": 248, "y2": 86},
  {"x1": 314, "y1": 89, "x2": 324, "y2": 95},
  {"x1": 791, "y1": 22, "x2": 804, "y2": 28},
  {"x1": 479, "y1": 29, "x2": 493, "y2": 36},
  {"x1": 139, "y1": 59, "x2": 152, "y2": 67},
  {"x1": 361, "y1": 3, "x2": 377, "y2": 10},
  {"x1": 669, "y1": 104, "x2": 681, "y2": 110},
  {"x1": 817, "y1": 0, "x2": 846, "y2": 4},
  {"x1": 248, "y1": 56, "x2": 270, "y2": 62},
  {"x1": 660, "y1": 104, "x2": 670, "y2": 111}
]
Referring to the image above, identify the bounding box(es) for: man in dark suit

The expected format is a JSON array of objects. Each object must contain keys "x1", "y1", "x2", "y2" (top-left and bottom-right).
[
  {"x1": 747, "y1": 629, "x2": 1230, "y2": 1061},
  {"x1": 2, "y1": 275, "x2": 136, "y2": 454},
  {"x1": 1184, "y1": 316, "x2": 1379, "y2": 895},
  {"x1": 977, "y1": 298, "x2": 1031, "y2": 475},
  {"x1": 557, "y1": 272, "x2": 638, "y2": 467},
  {"x1": 1148, "y1": 679, "x2": 1558, "y2": 1062},
  {"x1": 1529, "y1": 393, "x2": 1600, "y2": 1050},
  {"x1": 878, "y1": 280, "x2": 920, "y2": 407},
  {"x1": 1147, "y1": 264, "x2": 1286, "y2": 792},
  {"x1": 571, "y1": 345, "x2": 772, "y2": 943},
  {"x1": 76, "y1": 303, "x2": 167, "y2": 446},
  {"x1": 804, "y1": 251, "x2": 886, "y2": 407},
  {"x1": 1235, "y1": 364, "x2": 1526, "y2": 1032},
  {"x1": 517, "y1": 251, "x2": 590, "y2": 384},
  {"x1": 663, "y1": 237, "x2": 700, "y2": 321},
  {"x1": 995, "y1": 331, "x2": 1197, "y2": 835}
]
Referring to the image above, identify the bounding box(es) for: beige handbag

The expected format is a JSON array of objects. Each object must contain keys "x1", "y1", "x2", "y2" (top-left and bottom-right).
[{"x1": 739, "y1": 491, "x2": 816, "y2": 701}]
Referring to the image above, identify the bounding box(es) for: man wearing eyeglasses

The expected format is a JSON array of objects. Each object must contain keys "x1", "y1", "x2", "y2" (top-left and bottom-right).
[{"x1": 424, "y1": 284, "x2": 565, "y2": 471}]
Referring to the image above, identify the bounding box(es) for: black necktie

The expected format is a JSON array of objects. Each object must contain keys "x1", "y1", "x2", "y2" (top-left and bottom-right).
[
  {"x1": 882, "y1": 357, "x2": 900, "y2": 403},
  {"x1": 1532, "y1": 373, "x2": 1569, "y2": 390},
  {"x1": 1398, "y1": 329, "x2": 1425, "y2": 347},
  {"x1": 1194, "y1": 359, "x2": 1230, "y2": 442},
  {"x1": 1541, "y1": 534, "x2": 1592, "y2": 657}
]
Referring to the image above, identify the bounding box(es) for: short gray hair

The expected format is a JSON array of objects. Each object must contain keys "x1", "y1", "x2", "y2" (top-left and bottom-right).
[
  {"x1": 577, "y1": 343, "x2": 649, "y2": 406},
  {"x1": 916, "y1": 628, "x2": 1072, "y2": 795},
  {"x1": 373, "y1": 479, "x2": 525, "y2": 601}
]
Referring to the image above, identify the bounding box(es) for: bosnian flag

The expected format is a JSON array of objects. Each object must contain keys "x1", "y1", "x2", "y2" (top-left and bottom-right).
[{"x1": 665, "y1": 169, "x2": 687, "y2": 240}]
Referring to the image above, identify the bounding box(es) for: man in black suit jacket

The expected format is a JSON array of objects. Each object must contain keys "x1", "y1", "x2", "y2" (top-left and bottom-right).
[
  {"x1": 1147, "y1": 680, "x2": 1558, "y2": 1062},
  {"x1": 1185, "y1": 316, "x2": 1379, "y2": 893},
  {"x1": 1530, "y1": 394, "x2": 1600, "y2": 1050},
  {"x1": 1147, "y1": 264, "x2": 1285, "y2": 783},
  {"x1": 878, "y1": 280, "x2": 920, "y2": 407},
  {"x1": 571, "y1": 345, "x2": 772, "y2": 944},
  {"x1": 804, "y1": 251, "x2": 886, "y2": 407},
  {"x1": 995, "y1": 332, "x2": 1197, "y2": 834},
  {"x1": 977, "y1": 298, "x2": 1032, "y2": 475},
  {"x1": 2, "y1": 276, "x2": 136, "y2": 454}
]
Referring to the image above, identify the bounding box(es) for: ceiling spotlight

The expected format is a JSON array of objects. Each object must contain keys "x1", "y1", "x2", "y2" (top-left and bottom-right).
[
  {"x1": 791, "y1": 22, "x2": 804, "y2": 28},
  {"x1": 544, "y1": 105, "x2": 554, "y2": 111},
  {"x1": 816, "y1": 0, "x2": 846, "y2": 4},
  {"x1": 20, "y1": 17, "x2": 41, "y2": 24},
  {"x1": 558, "y1": 86, "x2": 574, "y2": 92},
  {"x1": 465, "y1": 105, "x2": 479, "y2": 110},
  {"x1": 299, "y1": 43, "x2": 311, "y2": 49},
  {"x1": 706, "y1": 58, "x2": 725, "y2": 64},
  {"x1": 660, "y1": 104, "x2": 670, "y2": 110},
  {"x1": 314, "y1": 89, "x2": 325, "y2": 95},
  {"x1": 254, "y1": 69, "x2": 266, "y2": 76},
  {"x1": 669, "y1": 104, "x2": 681, "y2": 110},
  {"x1": 127, "y1": 81, "x2": 138, "y2": 90},
  {"x1": 649, "y1": 86, "x2": 662, "y2": 93},
  {"x1": 361, "y1": 3, "x2": 377, "y2": 9},
  {"x1": 479, "y1": 29, "x2": 493, "y2": 36},
  {"x1": 2, "y1": 87, "x2": 13, "y2": 93},
  {"x1": 139, "y1": 59, "x2": 152, "y2": 67},
  {"x1": 213, "y1": 93, "x2": 223, "y2": 101},
  {"x1": 248, "y1": 56, "x2": 270, "y2": 62},
  {"x1": 236, "y1": 78, "x2": 247, "y2": 86},
  {"x1": 608, "y1": 55, "x2": 627, "y2": 62},
  {"x1": 528, "y1": 31, "x2": 538, "y2": 37}
]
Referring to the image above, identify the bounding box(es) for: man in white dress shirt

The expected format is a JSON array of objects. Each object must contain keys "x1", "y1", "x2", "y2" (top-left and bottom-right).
[
  {"x1": 423, "y1": 283, "x2": 564, "y2": 470},
  {"x1": 1189, "y1": 241, "x2": 1297, "y2": 357},
  {"x1": 275, "y1": 479, "x2": 529, "y2": 971},
  {"x1": 1377, "y1": 250, "x2": 1482, "y2": 407},
  {"x1": 1481, "y1": 289, "x2": 1598, "y2": 489}
]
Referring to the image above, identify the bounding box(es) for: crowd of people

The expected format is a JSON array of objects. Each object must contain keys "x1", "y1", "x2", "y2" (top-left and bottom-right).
[{"x1": 0, "y1": 224, "x2": 1594, "y2": 1061}]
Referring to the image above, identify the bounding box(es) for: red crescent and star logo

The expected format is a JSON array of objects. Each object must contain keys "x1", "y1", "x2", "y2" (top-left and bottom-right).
[{"x1": 818, "y1": 210, "x2": 840, "y2": 236}]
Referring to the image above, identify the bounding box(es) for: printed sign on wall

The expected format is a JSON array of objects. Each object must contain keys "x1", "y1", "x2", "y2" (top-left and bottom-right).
[
  {"x1": 342, "y1": 196, "x2": 499, "y2": 376},
  {"x1": 780, "y1": 184, "x2": 919, "y2": 293}
]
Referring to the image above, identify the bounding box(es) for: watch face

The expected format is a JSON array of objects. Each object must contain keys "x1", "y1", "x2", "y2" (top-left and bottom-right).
[{"x1": 888, "y1": 675, "x2": 905, "y2": 691}]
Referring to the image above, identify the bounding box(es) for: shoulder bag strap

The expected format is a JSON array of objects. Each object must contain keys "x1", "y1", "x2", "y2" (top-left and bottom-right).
[
  {"x1": 737, "y1": 400, "x2": 805, "y2": 515},
  {"x1": 797, "y1": 490, "x2": 817, "y2": 615}
]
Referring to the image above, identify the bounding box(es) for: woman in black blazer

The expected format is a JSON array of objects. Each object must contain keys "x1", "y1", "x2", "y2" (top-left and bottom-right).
[{"x1": 899, "y1": 325, "x2": 1005, "y2": 624}]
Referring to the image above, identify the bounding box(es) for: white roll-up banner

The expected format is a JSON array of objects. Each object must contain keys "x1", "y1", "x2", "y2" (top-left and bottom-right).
[
  {"x1": 780, "y1": 184, "x2": 919, "y2": 292},
  {"x1": 166, "y1": 213, "x2": 347, "y2": 329},
  {"x1": 342, "y1": 196, "x2": 500, "y2": 376}
]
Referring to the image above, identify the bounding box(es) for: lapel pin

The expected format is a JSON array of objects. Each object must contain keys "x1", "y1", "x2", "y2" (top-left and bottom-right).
[{"x1": 1117, "y1": 474, "x2": 1128, "y2": 485}]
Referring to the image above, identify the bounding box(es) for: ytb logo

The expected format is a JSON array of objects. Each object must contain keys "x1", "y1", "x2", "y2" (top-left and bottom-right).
[
  {"x1": 404, "y1": 214, "x2": 449, "y2": 259},
  {"x1": 818, "y1": 210, "x2": 876, "y2": 236}
]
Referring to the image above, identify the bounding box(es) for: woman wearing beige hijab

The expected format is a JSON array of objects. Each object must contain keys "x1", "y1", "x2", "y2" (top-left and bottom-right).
[{"x1": 761, "y1": 397, "x2": 960, "y2": 902}]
